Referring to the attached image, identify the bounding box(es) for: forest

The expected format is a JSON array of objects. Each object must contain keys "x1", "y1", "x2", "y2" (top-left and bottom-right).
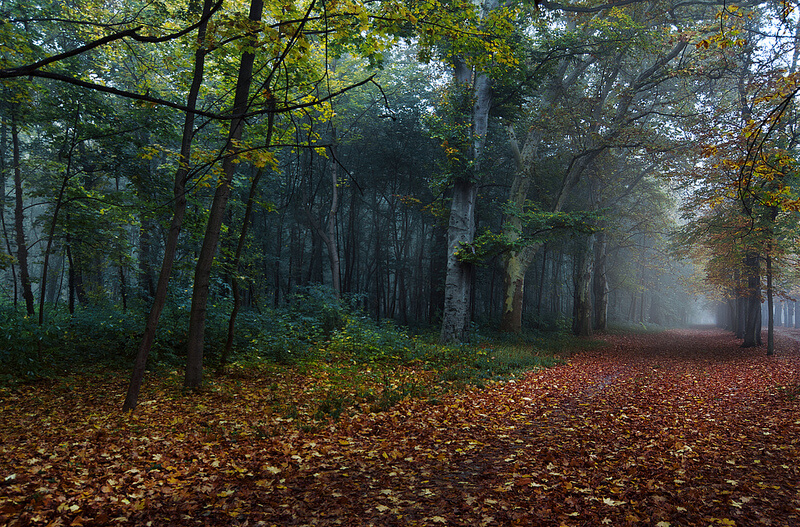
[
  {"x1": 2, "y1": 0, "x2": 800, "y2": 524},
  {"x1": 3, "y1": 0, "x2": 799, "y2": 389}
]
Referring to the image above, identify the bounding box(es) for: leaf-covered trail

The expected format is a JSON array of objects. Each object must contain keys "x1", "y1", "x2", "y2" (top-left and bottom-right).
[{"x1": 2, "y1": 328, "x2": 800, "y2": 526}]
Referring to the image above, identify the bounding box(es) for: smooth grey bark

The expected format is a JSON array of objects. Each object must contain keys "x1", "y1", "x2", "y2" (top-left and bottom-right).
[
  {"x1": 439, "y1": 0, "x2": 498, "y2": 344},
  {"x1": 439, "y1": 43, "x2": 493, "y2": 343},
  {"x1": 441, "y1": 177, "x2": 478, "y2": 343}
]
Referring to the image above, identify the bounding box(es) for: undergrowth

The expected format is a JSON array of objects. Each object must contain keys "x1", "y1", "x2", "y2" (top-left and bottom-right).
[{"x1": 0, "y1": 286, "x2": 584, "y2": 424}]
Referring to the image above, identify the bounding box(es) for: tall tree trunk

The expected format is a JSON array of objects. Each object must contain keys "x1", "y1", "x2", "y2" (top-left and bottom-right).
[
  {"x1": 66, "y1": 230, "x2": 76, "y2": 314},
  {"x1": 536, "y1": 245, "x2": 547, "y2": 322},
  {"x1": 429, "y1": 223, "x2": 447, "y2": 324},
  {"x1": 123, "y1": 0, "x2": 217, "y2": 411},
  {"x1": 220, "y1": 105, "x2": 275, "y2": 372},
  {"x1": 551, "y1": 250, "x2": 562, "y2": 316},
  {"x1": 572, "y1": 234, "x2": 594, "y2": 336},
  {"x1": 593, "y1": 230, "x2": 609, "y2": 331},
  {"x1": 766, "y1": 254, "x2": 774, "y2": 356},
  {"x1": 499, "y1": 124, "x2": 540, "y2": 333},
  {"x1": 742, "y1": 252, "x2": 761, "y2": 348},
  {"x1": 795, "y1": 300, "x2": 799, "y2": 329},
  {"x1": 138, "y1": 221, "x2": 156, "y2": 299},
  {"x1": 736, "y1": 295, "x2": 746, "y2": 339},
  {"x1": 304, "y1": 140, "x2": 341, "y2": 297},
  {"x1": 11, "y1": 113, "x2": 34, "y2": 316},
  {"x1": 499, "y1": 244, "x2": 538, "y2": 333},
  {"x1": 440, "y1": 178, "x2": 477, "y2": 343},
  {"x1": 0, "y1": 118, "x2": 18, "y2": 308},
  {"x1": 440, "y1": 51, "x2": 492, "y2": 343},
  {"x1": 184, "y1": 0, "x2": 265, "y2": 391},
  {"x1": 39, "y1": 113, "x2": 77, "y2": 325}
]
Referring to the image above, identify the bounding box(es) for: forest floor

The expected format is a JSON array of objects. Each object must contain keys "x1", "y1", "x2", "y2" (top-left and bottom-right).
[{"x1": 2, "y1": 328, "x2": 800, "y2": 526}]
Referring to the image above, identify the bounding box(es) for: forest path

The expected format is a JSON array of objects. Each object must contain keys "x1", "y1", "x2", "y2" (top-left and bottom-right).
[
  {"x1": 284, "y1": 328, "x2": 800, "y2": 526},
  {"x1": 2, "y1": 329, "x2": 800, "y2": 526}
]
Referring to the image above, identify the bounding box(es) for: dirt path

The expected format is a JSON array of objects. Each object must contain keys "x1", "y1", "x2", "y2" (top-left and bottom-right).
[{"x1": 2, "y1": 328, "x2": 800, "y2": 526}]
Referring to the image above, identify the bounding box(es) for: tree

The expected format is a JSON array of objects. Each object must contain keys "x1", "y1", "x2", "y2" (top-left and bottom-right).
[
  {"x1": 436, "y1": 0, "x2": 512, "y2": 343},
  {"x1": 488, "y1": 0, "x2": 701, "y2": 334},
  {"x1": 123, "y1": 0, "x2": 219, "y2": 410},
  {"x1": 10, "y1": 110, "x2": 35, "y2": 316}
]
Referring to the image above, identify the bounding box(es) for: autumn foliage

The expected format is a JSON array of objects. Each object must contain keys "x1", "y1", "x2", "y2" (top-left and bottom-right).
[{"x1": 2, "y1": 328, "x2": 800, "y2": 526}]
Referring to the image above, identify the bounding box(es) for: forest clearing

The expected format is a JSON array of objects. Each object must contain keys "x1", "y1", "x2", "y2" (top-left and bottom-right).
[{"x1": 2, "y1": 327, "x2": 799, "y2": 526}]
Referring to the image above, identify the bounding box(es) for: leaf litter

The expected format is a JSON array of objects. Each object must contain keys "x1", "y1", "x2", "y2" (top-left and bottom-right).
[{"x1": 1, "y1": 328, "x2": 800, "y2": 526}]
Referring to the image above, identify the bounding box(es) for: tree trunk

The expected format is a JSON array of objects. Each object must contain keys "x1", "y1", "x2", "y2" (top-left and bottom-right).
[
  {"x1": 499, "y1": 124, "x2": 539, "y2": 333},
  {"x1": 572, "y1": 234, "x2": 594, "y2": 336},
  {"x1": 536, "y1": 245, "x2": 547, "y2": 322},
  {"x1": 440, "y1": 49, "x2": 492, "y2": 343},
  {"x1": 66, "y1": 232, "x2": 75, "y2": 314},
  {"x1": 184, "y1": 0, "x2": 264, "y2": 391},
  {"x1": 0, "y1": 118, "x2": 17, "y2": 307},
  {"x1": 304, "y1": 138, "x2": 341, "y2": 297},
  {"x1": 499, "y1": 244, "x2": 538, "y2": 333},
  {"x1": 429, "y1": 223, "x2": 447, "y2": 324},
  {"x1": 766, "y1": 254, "x2": 774, "y2": 356},
  {"x1": 11, "y1": 114, "x2": 34, "y2": 316},
  {"x1": 123, "y1": 0, "x2": 216, "y2": 411},
  {"x1": 440, "y1": 178, "x2": 477, "y2": 343},
  {"x1": 593, "y1": 230, "x2": 609, "y2": 331},
  {"x1": 39, "y1": 119, "x2": 76, "y2": 325},
  {"x1": 742, "y1": 252, "x2": 761, "y2": 348},
  {"x1": 220, "y1": 105, "x2": 275, "y2": 372},
  {"x1": 795, "y1": 300, "x2": 799, "y2": 328},
  {"x1": 735, "y1": 294, "x2": 746, "y2": 339},
  {"x1": 138, "y1": 221, "x2": 156, "y2": 299},
  {"x1": 551, "y1": 250, "x2": 562, "y2": 316}
]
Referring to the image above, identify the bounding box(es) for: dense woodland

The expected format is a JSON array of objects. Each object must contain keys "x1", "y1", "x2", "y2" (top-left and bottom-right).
[
  {"x1": 2, "y1": 0, "x2": 800, "y2": 401},
  {"x1": 5, "y1": 2, "x2": 800, "y2": 525}
]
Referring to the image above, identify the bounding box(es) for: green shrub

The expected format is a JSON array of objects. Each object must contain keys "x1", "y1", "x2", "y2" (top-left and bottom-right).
[
  {"x1": 0, "y1": 307, "x2": 47, "y2": 379},
  {"x1": 329, "y1": 316, "x2": 406, "y2": 362},
  {"x1": 434, "y1": 342, "x2": 560, "y2": 386}
]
